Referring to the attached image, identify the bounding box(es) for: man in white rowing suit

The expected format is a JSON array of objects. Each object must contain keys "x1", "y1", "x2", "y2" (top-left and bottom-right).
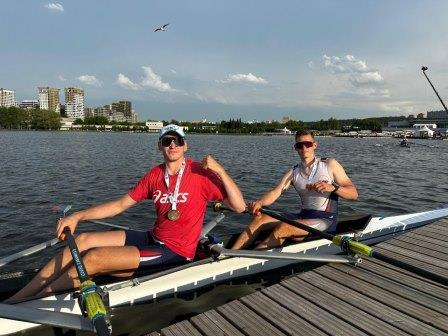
[{"x1": 232, "y1": 129, "x2": 358, "y2": 250}]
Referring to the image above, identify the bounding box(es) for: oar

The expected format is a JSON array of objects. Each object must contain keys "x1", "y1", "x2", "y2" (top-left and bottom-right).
[
  {"x1": 208, "y1": 243, "x2": 361, "y2": 264},
  {"x1": 0, "y1": 303, "x2": 94, "y2": 332},
  {"x1": 213, "y1": 203, "x2": 373, "y2": 257},
  {"x1": 0, "y1": 205, "x2": 73, "y2": 268},
  {"x1": 63, "y1": 227, "x2": 111, "y2": 336},
  {"x1": 0, "y1": 238, "x2": 60, "y2": 267}
]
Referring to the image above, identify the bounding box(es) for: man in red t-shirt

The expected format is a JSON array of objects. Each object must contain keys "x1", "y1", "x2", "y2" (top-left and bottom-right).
[{"x1": 9, "y1": 124, "x2": 245, "y2": 300}]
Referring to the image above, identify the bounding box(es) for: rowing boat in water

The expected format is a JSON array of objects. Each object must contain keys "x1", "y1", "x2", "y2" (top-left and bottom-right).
[{"x1": 1, "y1": 206, "x2": 448, "y2": 335}]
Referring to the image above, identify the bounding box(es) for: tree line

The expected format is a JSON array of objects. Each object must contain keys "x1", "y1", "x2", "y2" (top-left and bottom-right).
[
  {"x1": 0, "y1": 107, "x2": 61, "y2": 130},
  {"x1": 1, "y1": 106, "x2": 385, "y2": 132}
]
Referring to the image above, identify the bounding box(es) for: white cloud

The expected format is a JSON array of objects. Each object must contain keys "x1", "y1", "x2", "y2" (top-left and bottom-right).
[
  {"x1": 44, "y1": 3, "x2": 64, "y2": 11},
  {"x1": 349, "y1": 71, "x2": 384, "y2": 86},
  {"x1": 321, "y1": 54, "x2": 388, "y2": 99},
  {"x1": 58, "y1": 75, "x2": 66, "y2": 82},
  {"x1": 116, "y1": 73, "x2": 141, "y2": 90},
  {"x1": 219, "y1": 73, "x2": 268, "y2": 84},
  {"x1": 78, "y1": 75, "x2": 102, "y2": 87},
  {"x1": 322, "y1": 54, "x2": 384, "y2": 86},
  {"x1": 170, "y1": 69, "x2": 177, "y2": 74},
  {"x1": 323, "y1": 54, "x2": 368, "y2": 74},
  {"x1": 141, "y1": 66, "x2": 175, "y2": 92}
]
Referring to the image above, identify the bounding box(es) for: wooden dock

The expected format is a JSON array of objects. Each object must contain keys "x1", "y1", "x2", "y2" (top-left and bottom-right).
[{"x1": 146, "y1": 219, "x2": 448, "y2": 336}]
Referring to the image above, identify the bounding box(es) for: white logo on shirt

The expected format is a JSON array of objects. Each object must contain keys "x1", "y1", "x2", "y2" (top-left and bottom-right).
[{"x1": 153, "y1": 190, "x2": 189, "y2": 204}]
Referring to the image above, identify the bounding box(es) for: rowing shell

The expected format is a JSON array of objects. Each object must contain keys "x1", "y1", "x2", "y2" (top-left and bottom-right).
[{"x1": 1, "y1": 207, "x2": 448, "y2": 335}]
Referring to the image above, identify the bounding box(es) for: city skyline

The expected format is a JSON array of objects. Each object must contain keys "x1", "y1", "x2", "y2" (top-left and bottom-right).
[{"x1": 2, "y1": 1, "x2": 448, "y2": 122}]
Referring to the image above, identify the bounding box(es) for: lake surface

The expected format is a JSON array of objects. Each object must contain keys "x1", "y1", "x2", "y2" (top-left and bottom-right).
[
  {"x1": 1, "y1": 131, "x2": 448, "y2": 272},
  {"x1": 2, "y1": 131, "x2": 448, "y2": 335}
]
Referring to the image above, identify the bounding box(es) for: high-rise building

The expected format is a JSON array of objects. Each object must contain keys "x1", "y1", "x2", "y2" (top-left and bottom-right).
[
  {"x1": 38, "y1": 87, "x2": 60, "y2": 113},
  {"x1": 20, "y1": 100, "x2": 39, "y2": 109},
  {"x1": 131, "y1": 110, "x2": 138, "y2": 123},
  {"x1": 0, "y1": 88, "x2": 16, "y2": 107},
  {"x1": 65, "y1": 87, "x2": 85, "y2": 119},
  {"x1": 111, "y1": 100, "x2": 132, "y2": 121}
]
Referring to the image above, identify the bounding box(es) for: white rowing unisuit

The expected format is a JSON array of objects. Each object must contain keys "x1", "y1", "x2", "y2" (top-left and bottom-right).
[{"x1": 291, "y1": 157, "x2": 337, "y2": 213}]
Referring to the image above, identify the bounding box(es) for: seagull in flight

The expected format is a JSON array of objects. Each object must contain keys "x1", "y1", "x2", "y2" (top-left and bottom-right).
[{"x1": 154, "y1": 23, "x2": 169, "y2": 32}]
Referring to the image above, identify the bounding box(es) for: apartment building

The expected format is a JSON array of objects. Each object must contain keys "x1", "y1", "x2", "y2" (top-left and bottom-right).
[
  {"x1": 38, "y1": 87, "x2": 60, "y2": 113},
  {"x1": 65, "y1": 87, "x2": 85, "y2": 119},
  {"x1": 0, "y1": 88, "x2": 16, "y2": 108}
]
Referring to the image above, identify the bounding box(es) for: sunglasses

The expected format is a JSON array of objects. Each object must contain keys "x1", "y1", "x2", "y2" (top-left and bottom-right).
[
  {"x1": 294, "y1": 141, "x2": 314, "y2": 149},
  {"x1": 160, "y1": 136, "x2": 185, "y2": 147}
]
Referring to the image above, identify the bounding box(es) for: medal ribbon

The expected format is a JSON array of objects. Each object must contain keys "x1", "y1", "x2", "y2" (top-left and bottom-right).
[{"x1": 164, "y1": 160, "x2": 185, "y2": 211}]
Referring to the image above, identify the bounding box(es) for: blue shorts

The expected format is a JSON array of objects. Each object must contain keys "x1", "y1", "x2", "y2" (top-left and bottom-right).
[
  {"x1": 125, "y1": 230, "x2": 186, "y2": 269},
  {"x1": 282, "y1": 209, "x2": 338, "y2": 233}
]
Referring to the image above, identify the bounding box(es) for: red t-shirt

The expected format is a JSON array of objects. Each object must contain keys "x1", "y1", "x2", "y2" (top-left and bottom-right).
[{"x1": 128, "y1": 158, "x2": 227, "y2": 258}]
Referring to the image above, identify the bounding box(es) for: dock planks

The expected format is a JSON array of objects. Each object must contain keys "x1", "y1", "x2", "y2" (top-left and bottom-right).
[{"x1": 144, "y1": 219, "x2": 448, "y2": 336}]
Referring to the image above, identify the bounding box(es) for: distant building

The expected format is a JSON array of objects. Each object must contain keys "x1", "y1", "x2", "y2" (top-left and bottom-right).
[
  {"x1": 111, "y1": 100, "x2": 132, "y2": 122},
  {"x1": 274, "y1": 127, "x2": 292, "y2": 134},
  {"x1": 109, "y1": 110, "x2": 126, "y2": 122},
  {"x1": 20, "y1": 100, "x2": 39, "y2": 109},
  {"x1": 131, "y1": 110, "x2": 138, "y2": 123},
  {"x1": 282, "y1": 116, "x2": 290, "y2": 124},
  {"x1": 146, "y1": 121, "x2": 164, "y2": 132},
  {"x1": 0, "y1": 88, "x2": 16, "y2": 107},
  {"x1": 65, "y1": 87, "x2": 84, "y2": 119},
  {"x1": 38, "y1": 87, "x2": 60, "y2": 113},
  {"x1": 387, "y1": 120, "x2": 409, "y2": 128},
  {"x1": 413, "y1": 123, "x2": 437, "y2": 129},
  {"x1": 94, "y1": 105, "x2": 111, "y2": 118},
  {"x1": 84, "y1": 107, "x2": 94, "y2": 119},
  {"x1": 427, "y1": 110, "x2": 448, "y2": 119}
]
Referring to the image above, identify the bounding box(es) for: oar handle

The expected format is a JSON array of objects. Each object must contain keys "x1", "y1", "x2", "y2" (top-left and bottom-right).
[
  {"x1": 64, "y1": 227, "x2": 89, "y2": 283},
  {"x1": 63, "y1": 227, "x2": 111, "y2": 336},
  {"x1": 211, "y1": 202, "x2": 248, "y2": 213}
]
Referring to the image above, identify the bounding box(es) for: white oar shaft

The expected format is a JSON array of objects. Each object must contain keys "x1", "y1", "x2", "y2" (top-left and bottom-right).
[
  {"x1": 0, "y1": 303, "x2": 94, "y2": 332},
  {"x1": 0, "y1": 238, "x2": 60, "y2": 267},
  {"x1": 88, "y1": 220, "x2": 129, "y2": 230},
  {"x1": 215, "y1": 246, "x2": 361, "y2": 264},
  {"x1": 201, "y1": 213, "x2": 226, "y2": 236}
]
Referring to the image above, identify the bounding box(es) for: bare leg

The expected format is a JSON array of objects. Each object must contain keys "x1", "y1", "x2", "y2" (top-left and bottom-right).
[
  {"x1": 231, "y1": 214, "x2": 280, "y2": 250},
  {"x1": 37, "y1": 245, "x2": 140, "y2": 296},
  {"x1": 255, "y1": 221, "x2": 311, "y2": 250},
  {"x1": 7, "y1": 230, "x2": 126, "y2": 302}
]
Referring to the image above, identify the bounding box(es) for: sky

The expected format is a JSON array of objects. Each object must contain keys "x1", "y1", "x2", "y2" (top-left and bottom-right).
[{"x1": 2, "y1": 0, "x2": 448, "y2": 122}]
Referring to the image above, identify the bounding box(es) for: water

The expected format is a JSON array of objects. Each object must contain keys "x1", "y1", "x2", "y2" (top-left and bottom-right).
[
  {"x1": 1, "y1": 131, "x2": 448, "y2": 272},
  {"x1": 1, "y1": 131, "x2": 448, "y2": 335}
]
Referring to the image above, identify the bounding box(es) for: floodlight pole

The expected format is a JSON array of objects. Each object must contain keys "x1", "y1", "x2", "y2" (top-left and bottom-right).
[{"x1": 421, "y1": 66, "x2": 448, "y2": 112}]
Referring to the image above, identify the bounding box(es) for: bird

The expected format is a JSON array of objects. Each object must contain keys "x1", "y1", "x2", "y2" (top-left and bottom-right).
[{"x1": 154, "y1": 23, "x2": 169, "y2": 32}]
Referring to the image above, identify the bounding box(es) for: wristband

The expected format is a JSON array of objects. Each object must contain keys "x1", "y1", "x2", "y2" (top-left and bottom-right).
[{"x1": 331, "y1": 182, "x2": 340, "y2": 193}]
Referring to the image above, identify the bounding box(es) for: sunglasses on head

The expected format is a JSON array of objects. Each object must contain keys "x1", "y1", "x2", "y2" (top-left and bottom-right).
[
  {"x1": 294, "y1": 141, "x2": 314, "y2": 149},
  {"x1": 160, "y1": 136, "x2": 185, "y2": 147}
]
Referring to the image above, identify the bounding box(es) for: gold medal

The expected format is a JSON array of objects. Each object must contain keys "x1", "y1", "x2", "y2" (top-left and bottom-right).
[{"x1": 167, "y1": 209, "x2": 180, "y2": 221}]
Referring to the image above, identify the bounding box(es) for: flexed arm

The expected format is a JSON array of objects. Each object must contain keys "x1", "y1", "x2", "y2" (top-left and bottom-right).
[{"x1": 202, "y1": 155, "x2": 246, "y2": 213}]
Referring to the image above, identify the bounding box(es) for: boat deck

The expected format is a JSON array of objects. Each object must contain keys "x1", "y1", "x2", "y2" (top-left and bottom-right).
[{"x1": 145, "y1": 219, "x2": 448, "y2": 336}]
